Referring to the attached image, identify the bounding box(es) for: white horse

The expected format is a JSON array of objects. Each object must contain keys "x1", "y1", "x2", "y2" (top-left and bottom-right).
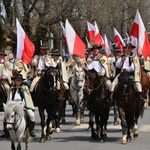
[
  {"x1": 3, "y1": 101, "x2": 30, "y2": 150},
  {"x1": 69, "y1": 65, "x2": 85, "y2": 125}
]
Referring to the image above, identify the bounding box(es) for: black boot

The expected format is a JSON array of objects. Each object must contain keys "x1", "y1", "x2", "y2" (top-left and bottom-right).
[
  {"x1": 30, "y1": 121, "x2": 36, "y2": 137},
  {"x1": 138, "y1": 92, "x2": 146, "y2": 105}
]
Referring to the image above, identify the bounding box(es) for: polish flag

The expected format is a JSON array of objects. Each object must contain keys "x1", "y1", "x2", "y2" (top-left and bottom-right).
[
  {"x1": 65, "y1": 19, "x2": 85, "y2": 58},
  {"x1": 130, "y1": 9, "x2": 150, "y2": 58},
  {"x1": 104, "y1": 34, "x2": 111, "y2": 56},
  {"x1": 94, "y1": 21, "x2": 104, "y2": 45},
  {"x1": 16, "y1": 18, "x2": 35, "y2": 65},
  {"x1": 87, "y1": 21, "x2": 95, "y2": 41},
  {"x1": 114, "y1": 28, "x2": 125, "y2": 51}
]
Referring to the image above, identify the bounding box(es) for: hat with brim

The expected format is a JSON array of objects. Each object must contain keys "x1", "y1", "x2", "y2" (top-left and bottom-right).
[
  {"x1": 11, "y1": 74, "x2": 25, "y2": 81},
  {"x1": 0, "y1": 51, "x2": 7, "y2": 56},
  {"x1": 113, "y1": 47, "x2": 121, "y2": 52},
  {"x1": 50, "y1": 48, "x2": 60, "y2": 56},
  {"x1": 90, "y1": 44, "x2": 102, "y2": 51},
  {"x1": 40, "y1": 45, "x2": 49, "y2": 50},
  {"x1": 123, "y1": 43, "x2": 136, "y2": 49}
]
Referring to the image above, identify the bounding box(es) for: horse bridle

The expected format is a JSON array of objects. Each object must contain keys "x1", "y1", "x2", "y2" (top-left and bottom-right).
[{"x1": 6, "y1": 111, "x2": 23, "y2": 132}]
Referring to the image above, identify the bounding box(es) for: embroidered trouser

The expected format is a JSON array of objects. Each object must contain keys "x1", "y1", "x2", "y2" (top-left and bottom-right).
[
  {"x1": 25, "y1": 109, "x2": 35, "y2": 122},
  {"x1": 111, "y1": 74, "x2": 119, "y2": 92}
]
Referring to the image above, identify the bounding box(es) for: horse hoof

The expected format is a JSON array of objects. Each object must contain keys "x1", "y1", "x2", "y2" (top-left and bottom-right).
[
  {"x1": 100, "y1": 138, "x2": 105, "y2": 143},
  {"x1": 87, "y1": 126, "x2": 91, "y2": 131},
  {"x1": 61, "y1": 118, "x2": 66, "y2": 123},
  {"x1": 39, "y1": 138, "x2": 45, "y2": 143},
  {"x1": 127, "y1": 136, "x2": 131, "y2": 143},
  {"x1": 121, "y1": 139, "x2": 127, "y2": 144},
  {"x1": 80, "y1": 117, "x2": 84, "y2": 123},
  {"x1": 46, "y1": 135, "x2": 51, "y2": 140},
  {"x1": 133, "y1": 134, "x2": 138, "y2": 138},
  {"x1": 75, "y1": 120, "x2": 80, "y2": 126},
  {"x1": 55, "y1": 128, "x2": 61, "y2": 133}
]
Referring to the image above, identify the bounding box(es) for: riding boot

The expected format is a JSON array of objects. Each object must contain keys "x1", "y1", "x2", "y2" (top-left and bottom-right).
[
  {"x1": 30, "y1": 121, "x2": 36, "y2": 137},
  {"x1": 0, "y1": 121, "x2": 9, "y2": 138},
  {"x1": 138, "y1": 92, "x2": 146, "y2": 105}
]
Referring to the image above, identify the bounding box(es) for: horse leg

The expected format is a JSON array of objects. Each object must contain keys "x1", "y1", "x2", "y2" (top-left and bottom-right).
[
  {"x1": 148, "y1": 86, "x2": 150, "y2": 106},
  {"x1": 87, "y1": 111, "x2": 94, "y2": 131},
  {"x1": 38, "y1": 107, "x2": 46, "y2": 143},
  {"x1": 113, "y1": 101, "x2": 121, "y2": 125},
  {"x1": 11, "y1": 141, "x2": 15, "y2": 150},
  {"x1": 17, "y1": 143, "x2": 21, "y2": 150},
  {"x1": 54, "y1": 114, "x2": 61, "y2": 133},
  {"x1": 118, "y1": 108, "x2": 127, "y2": 144},
  {"x1": 45, "y1": 113, "x2": 51, "y2": 140},
  {"x1": 75, "y1": 106, "x2": 81, "y2": 126},
  {"x1": 80, "y1": 101, "x2": 85, "y2": 123}
]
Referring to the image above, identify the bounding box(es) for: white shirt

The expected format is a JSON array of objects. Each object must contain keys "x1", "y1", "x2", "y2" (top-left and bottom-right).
[
  {"x1": 9, "y1": 88, "x2": 25, "y2": 106},
  {"x1": 38, "y1": 55, "x2": 46, "y2": 70},
  {"x1": 123, "y1": 57, "x2": 134, "y2": 72},
  {"x1": 87, "y1": 60, "x2": 105, "y2": 73},
  {"x1": 116, "y1": 57, "x2": 123, "y2": 68}
]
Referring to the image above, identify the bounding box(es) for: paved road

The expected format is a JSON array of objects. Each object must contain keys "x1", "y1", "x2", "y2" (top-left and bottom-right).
[{"x1": 0, "y1": 103, "x2": 150, "y2": 150}]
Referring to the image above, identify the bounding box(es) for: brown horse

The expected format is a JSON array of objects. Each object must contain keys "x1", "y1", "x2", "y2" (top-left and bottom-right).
[
  {"x1": 114, "y1": 70, "x2": 144, "y2": 144},
  {"x1": 31, "y1": 66, "x2": 63, "y2": 143},
  {"x1": 0, "y1": 81, "x2": 7, "y2": 111},
  {"x1": 84, "y1": 69, "x2": 110, "y2": 142},
  {"x1": 140, "y1": 66, "x2": 150, "y2": 107}
]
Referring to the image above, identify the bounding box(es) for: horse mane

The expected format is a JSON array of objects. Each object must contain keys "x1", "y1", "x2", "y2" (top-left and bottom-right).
[{"x1": 4, "y1": 101, "x2": 24, "y2": 118}]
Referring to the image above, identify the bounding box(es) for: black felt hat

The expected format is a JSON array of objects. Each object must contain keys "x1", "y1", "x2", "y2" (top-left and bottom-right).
[
  {"x1": 11, "y1": 74, "x2": 25, "y2": 81},
  {"x1": 123, "y1": 43, "x2": 136, "y2": 49},
  {"x1": 90, "y1": 44, "x2": 102, "y2": 51}
]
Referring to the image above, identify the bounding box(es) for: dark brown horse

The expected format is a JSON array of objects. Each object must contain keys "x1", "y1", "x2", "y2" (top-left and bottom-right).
[
  {"x1": 31, "y1": 66, "x2": 62, "y2": 143},
  {"x1": 140, "y1": 66, "x2": 150, "y2": 107},
  {"x1": 84, "y1": 69, "x2": 110, "y2": 142},
  {"x1": 114, "y1": 70, "x2": 144, "y2": 144},
  {"x1": 0, "y1": 81, "x2": 7, "y2": 111}
]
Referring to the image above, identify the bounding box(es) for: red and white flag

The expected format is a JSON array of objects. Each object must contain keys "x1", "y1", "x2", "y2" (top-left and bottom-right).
[
  {"x1": 130, "y1": 9, "x2": 150, "y2": 58},
  {"x1": 65, "y1": 19, "x2": 85, "y2": 58},
  {"x1": 104, "y1": 34, "x2": 111, "y2": 56},
  {"x1": 94, "y1": 21, "x2": 104, "y2": 45},
  {"x1": 16, "y1": 18, "x2": 35, "y2": 65},
  {"x1": 114, "y1": 28, "x2": 125, "y2": 51},
  {"x1": 87, "y1": 21, "x2": 95, "y2": 41}
]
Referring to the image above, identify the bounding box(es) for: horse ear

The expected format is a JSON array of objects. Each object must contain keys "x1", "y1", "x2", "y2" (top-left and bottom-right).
[{"x1": 3, "y1": 103, "x2": 6, "y2": 110}]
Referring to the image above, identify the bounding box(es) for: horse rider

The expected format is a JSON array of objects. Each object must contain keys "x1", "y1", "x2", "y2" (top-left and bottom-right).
[
  {"x1": 0, "y1": 50, "x2": 10, "y2": 98},
  {"x1": 49, "y1": 48, "x2": 69, "y2": 93},
  {"x1": 30, "y1": 45, "x2": 48, "y2": 92},
  {"x1": 110, "y1": 43, "x2": 145, "y2": 105},
  {"x1": 109, "y1": 47, "x2": 126, "y2": 99},
  {"x1": 4, "y1": 48, "x2": 29, "y2": 86},
  {"x1": 10, "y1": 74, "x2": 36, "y2": 137},
  {"x1": 0, "y1": 74, "x2": 36, "y2": 138},
  {"x1": 86, "y1": 44, "x2": 112, "y2": 103}
]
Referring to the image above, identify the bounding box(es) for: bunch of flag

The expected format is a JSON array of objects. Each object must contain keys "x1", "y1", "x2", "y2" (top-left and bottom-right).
[{"x1": 16, "y1": 9, "x2": 150, "y2": 63}]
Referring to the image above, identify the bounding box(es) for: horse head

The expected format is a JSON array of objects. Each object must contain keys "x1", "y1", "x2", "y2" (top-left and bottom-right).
[
  {"x1": 74, "y1": 65, "x2": 85, "y2": 88},
  {"x1": 85, "y1": 68, "x2": 100, "y2": 94},
  {"x1": 3, "y1": 101, "x2": 24, "y2": 130}
]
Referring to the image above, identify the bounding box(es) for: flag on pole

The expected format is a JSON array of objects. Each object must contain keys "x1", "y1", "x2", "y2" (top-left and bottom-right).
[
  {"x1": 130, "y1": 9, "x2": 150, "y2": 58},
  {"x1": 94, "y1": 21, "x2": 104, "y2": 45},
  {"x1": 16, "y1": 18, "x2": 35, "y2": 65},
  {"x1": 104, "y1": 34, "x2": 111, "y2": 56},
  {"x1": 87, "y1": 21, "x2": 95, "y2": 41},
  {"x1": 114, "y1": 28, "x2": 125, "y2": 51},
  {"x1": 60, "y1": 21, "x2": 66, "y2": 39},
  {"x1": 85, "y1": 37, "x2": 91, "y2": 48},
  {"x1": 65, "y1": 19, "x2": 85, "y2": 58}
]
